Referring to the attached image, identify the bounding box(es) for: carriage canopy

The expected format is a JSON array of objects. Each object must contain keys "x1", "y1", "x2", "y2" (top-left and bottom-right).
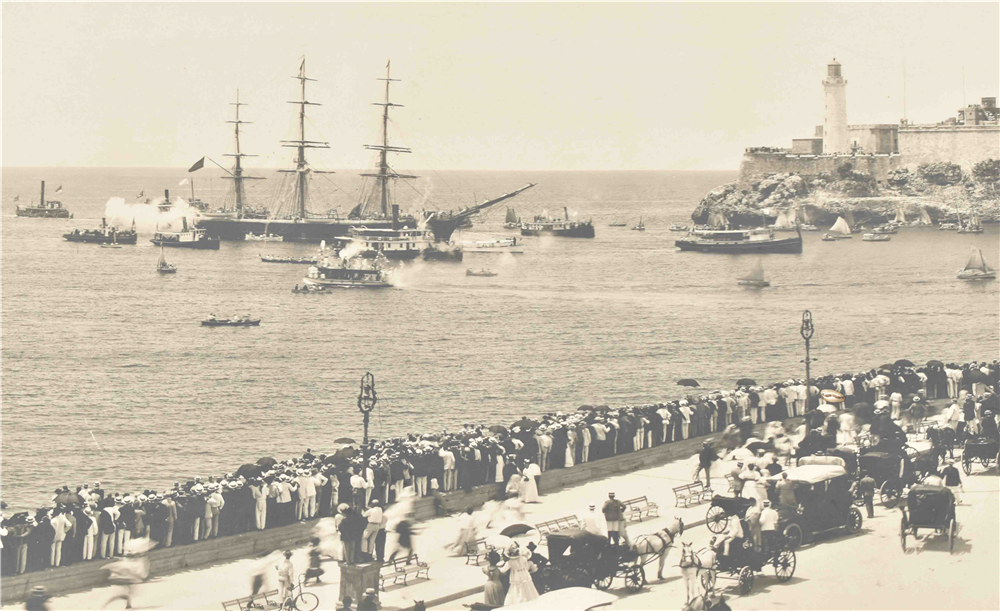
[
  {"x1": 546, "y1": 529, "x2": 608, "y2": 566},
  {"x1": 906, "y1": 484, "x2": 954, "y2": 524},
  {"x1": 768, "y1": 464, "x2": 847, "y2": 485}
]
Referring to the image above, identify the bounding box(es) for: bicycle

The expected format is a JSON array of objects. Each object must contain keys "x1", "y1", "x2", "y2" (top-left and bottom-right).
[{"x1": 280, "y1": 574, "x2": 320, "y2": 611}]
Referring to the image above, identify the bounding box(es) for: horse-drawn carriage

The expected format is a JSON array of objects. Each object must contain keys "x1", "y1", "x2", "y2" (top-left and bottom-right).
[
  {"x1": 705, "y1": 495, "x2": 755, "y2": 534},
  {"x1": 961, "y1": 436, "x2": 999, "y2": 475},
  {"x1": 857, "y1": 449, "x2": 921, "y2": 508},
  {"x1": 899, "y1": 484, "x2": 958, "y2": 554},
  {"x1": 680, "y1": 531, "x2": 796, "y2": 598},
  {"x1": 538, "y1": 529, "x2": 646, "y2": 593},
  {"x1": 766, "y1": 464, "x2": 863, "y2": 550}
]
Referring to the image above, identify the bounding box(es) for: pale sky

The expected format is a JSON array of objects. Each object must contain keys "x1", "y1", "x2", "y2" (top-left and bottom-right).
[{"x1": 2, "y1": 2, "x2": 997, "y2": 170}]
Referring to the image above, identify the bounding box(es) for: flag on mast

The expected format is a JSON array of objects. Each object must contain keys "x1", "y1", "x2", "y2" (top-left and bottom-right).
[
  {"x1": 179, "y1": 178, "x2": 189, "y2": 186},
  {"x1": 188, "y1": 157, "x2": 205, "y2": 172},
  {"x1": 55, "y1": 185, "x2": 63, "y2": 193}
]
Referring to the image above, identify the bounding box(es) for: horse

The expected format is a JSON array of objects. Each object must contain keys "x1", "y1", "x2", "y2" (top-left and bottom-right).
[
  {"x1": 682, "y1": 588, "x2": 731, "y2": 611},
  {"x1": 679, "y1": 541, "x2": 717, "y2": 604},
  {"x1": 630, "y1": 516, "x2": 684, "y2": 580}
]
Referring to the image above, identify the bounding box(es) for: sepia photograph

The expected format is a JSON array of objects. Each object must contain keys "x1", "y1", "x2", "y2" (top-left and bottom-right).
[{"x1": 1, "y1": 2, "x2": 998, "y2": 610}]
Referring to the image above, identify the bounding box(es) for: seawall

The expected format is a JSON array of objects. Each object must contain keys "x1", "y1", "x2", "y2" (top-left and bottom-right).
[
  {"x1": 0, "y1": 424, "x2": 751, "y2": 604},
  {"x1": 737, "y1": 152, "x2": 901, "y2": 189}
]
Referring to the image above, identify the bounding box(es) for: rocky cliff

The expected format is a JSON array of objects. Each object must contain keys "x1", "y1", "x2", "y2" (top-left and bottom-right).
[{"x1": 692, "y1": 160, "x2": 1000, "y2": 226}]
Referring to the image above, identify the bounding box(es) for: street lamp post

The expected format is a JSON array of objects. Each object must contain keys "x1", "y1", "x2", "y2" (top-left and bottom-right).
[
  {"x1": 358, "y1": 372, "x2": 377, "y2": 472},
  {"x1": 800, "y1": 310, "x2": 814, "y2": 413}
]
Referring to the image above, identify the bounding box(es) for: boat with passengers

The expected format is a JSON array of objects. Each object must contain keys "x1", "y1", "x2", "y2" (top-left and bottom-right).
[{"x1": 675, "y1": 226, "x2": 802, "y2": 254}]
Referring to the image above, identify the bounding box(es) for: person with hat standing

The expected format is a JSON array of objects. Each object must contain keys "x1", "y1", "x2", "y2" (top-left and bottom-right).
[
  {"x1": 275, "y1": 550, "x2": 295, "y2": 608},
  {"x1": 582, "y1": 504, "x2": 602, "y2": 536},
  {"x1": 695, "y1": 441, "x2": 718, "y2": 488},
  {"x1": 357, "y1": 587, "x2": 378, "y2": 611},
  {"x1": 601, "y1": 492, "x2": 627, "y2": 547},
  {"x1": 759, "y1": 500, "x2": 779, "y2": 555},
  {"x1": 361, "y1": 500, "x2": 382, "y2": 561}
]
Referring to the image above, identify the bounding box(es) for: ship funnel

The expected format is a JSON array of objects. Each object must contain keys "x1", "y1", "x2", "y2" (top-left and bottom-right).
[
  {"x1": 40, "y1": 181, "x2": 45, "y2": 207},
  {"x1": 182, "y1": 216, "x2": 188, "y2": 232},
  {"x1": 564, "y1": 206, "x2": 569, "y2": 221},
  {"x1": 392, "y1": 204, "x2": 400, "y2": 230},
  {"x1": 164, "y1": 189, "x2": 170, "y2": 204}
]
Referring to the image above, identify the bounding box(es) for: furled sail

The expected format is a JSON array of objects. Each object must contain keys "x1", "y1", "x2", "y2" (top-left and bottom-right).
[
  {"x1": 740, "y1": 259, "x2": 766, "y2": 282},
  {"x1": 830, "y1": 216, "x2": 851, "y2": 235}
]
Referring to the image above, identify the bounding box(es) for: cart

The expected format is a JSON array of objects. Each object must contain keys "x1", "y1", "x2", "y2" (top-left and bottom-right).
[
  {"x1": 961, "y1": 437, "x2": 999, "y2": 475},
  {"x1": 858, "y1": 450, "x2": 914, "y2": 508},
  {"x1": 702, "y1": 528, "x2": 797, "y2": 596},
  {"x1": 705, "y1": 495, "x2": 755, "y2": 534},
  {"x1": 539, "y1": 529, "x2": 646, "y2": 593},
  {"x1": 899, "y1": 484, "x2": 957, "y2": 554}
]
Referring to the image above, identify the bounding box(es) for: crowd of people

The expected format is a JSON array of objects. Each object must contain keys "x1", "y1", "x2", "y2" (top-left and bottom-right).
[{"x1": 2, "y1": 359, "x2": 996, "y2": 579}]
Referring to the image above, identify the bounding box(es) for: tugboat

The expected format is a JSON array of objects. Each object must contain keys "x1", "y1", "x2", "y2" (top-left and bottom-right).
[
  {"x1": 302, "y1": 253, "x2": 392, "y2": 289},
  {"x1": 738, "y1": 259, "x2": 770, "y2": 287},
  {"x1": 15, "y1": 181, "x2": 72, "y2": 218},
  {"x1": 152, "y1": 195, "x2": 221, "y2": 249},
  {"x1": 631, "y1": 217, "x2": 646, "y2": 231},
  {"x1": 521, "y1": 207, "x2": 595, "y2": 238},
  {"x1": 675, "y1": 226, "x2": 802, "y2": 254},
  {"x1": 957, "y1": 248, "x2": 996, "y2": 280},
  {"x1": 156, "y1": 245, "x2": 177, "y2": 273},
  {"x1": 64, "y1": 218, "x2": 138, "y2": 245},
  {"x1": 202, "y1": 314, "x2": 260, "y2": 326},
  {"x1": 504, "y1": 207, "x2": 521, "y2": 229},
  {"x1": 466, "y1": 268, "x2": 498, "y2": 277}
]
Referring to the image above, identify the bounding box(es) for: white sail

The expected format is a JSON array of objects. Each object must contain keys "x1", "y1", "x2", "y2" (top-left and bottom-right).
[
  {"x1": 740, "y1": 259, "x2": 766, "y2": 282},
  {"x1": 894, "y1": 207, "x2": 907, "y2": 223},
  {"x1": 158, "y1": 245, "x2": 167, "y2": 267},
  {"x1": 505, "y1": 207, "x2": 518, "y2": 224},
  {"x1": 830, "y1": 216, "x2": 851, "y2": 235},
  {"x1": 964, "y1": 248, "x2": 990, "y2": 272},
  {"x1": 919, "y1": 208, "x2": 932, "y2": 225},
  {"x1": 774, "y1": 210, "x2": 791, "y2": 228}
]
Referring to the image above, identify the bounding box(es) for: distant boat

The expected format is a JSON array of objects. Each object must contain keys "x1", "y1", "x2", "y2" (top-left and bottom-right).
[
  {"x1": 157, "y1": 245, "x2": 177, "y2": 273},
  {"x1": 822, "y1": 216, "x2": 853, "y2": 241},
  {"x1": 521, "y1": 207, "x2": 595, "y2": 238},
  {"x1": 917, "y1": 208, "x2": 933, "y2": 226},
  {"x1": 460, "y1": 237, "x2": 524, "y2": 253},
  {"x1": 894, "y1": 207, "x2": 907, "y2": 224},
  {"x1": 202, "y1": 317, "x2": 261, "y2": 327},
  {"x1": 609, "y1": 220, "x2": 627, "y2": 227},
  {"x1": 738, "y1": 258, "x2": 770, "y2": 287},
  {"x1": 631, "y1": 216, "x2": 646, "y2": 231},
  {"x1": 245, "y1": 233, "x2": 284, "y2": 242},
  {"x1": 938, "y1": 222, "x2": 959, "y2": 230},
  {"x1": 16, "y1": 181, "x2": 72, "y2": 219},
  {"x1": 504, "y1": 207, "x2": 520, "y2": 229},
  {"x1": 466, "y1": 268, "x2": 498, "y2": 277},
  {"x1": 957, "y1": 247, "x2": 996, "y2": 280},
  {"x1": 772, "y1": 209, "x2": 796, "y2": 232},
  {"x1": 958, "y1": 213, "x2": 984, "y2": 234},
  {"x1": 862, "y1": 233, "x2": 891, "y2": 242},
  {"x1": 669, "y1": 223, "x2": 689, "y2": 232}
]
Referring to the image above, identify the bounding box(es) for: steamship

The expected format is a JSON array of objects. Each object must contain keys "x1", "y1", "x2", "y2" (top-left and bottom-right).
[
  {"x1": 16, "y1": 181, "x2": 72, "y2": 218},
  {"x1": 521, "y1": 207, "x2": 595, "y2": 238}
]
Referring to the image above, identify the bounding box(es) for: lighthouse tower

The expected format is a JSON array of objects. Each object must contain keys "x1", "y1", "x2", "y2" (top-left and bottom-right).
[{"x1": 822, "y1": 58, "x2": 848, "y2": 154}]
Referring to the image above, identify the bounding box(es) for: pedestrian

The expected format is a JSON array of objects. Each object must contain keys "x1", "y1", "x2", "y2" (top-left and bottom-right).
[
  {"x1": 48, "y1": 509, "x2": 71, "y2": 567},
  {"x1": 601, "y1": 493, "x2": 627, "y2": 547},
  {"x1": 361, "y1": 500, "x2": 382, "y2": 561},
  {"x1": 523, "y1": 461, "x2": 542, "y2": 500},
  {"x1": 374, "y1": 510, "x2": 388, "y2": 563},
  {"x1": 776, "y1": 472, "x2": 797, "y2": 509},
  {"x1": 730, "y1": 462, "x2": 745, "y2": 497},
  {"x1": 695, "y1": 441, "x2": 718, "y2": 487},
  {"x1": 744, "y1": 498, "x2": 762, "y2": 550},
  {"x1": 858, "y1": 474, "x2": 875, "y2": 518},
  {"x1": 101, "y1": 550, "x2": 149, "y2": 610},
  {"x1": 24, "y1": 586, "x2": 49, "y2": 611},
  {"x1": 275, "y1": 550, "x2": 294, "y2": 607},
  {"x1": 501, "y1": 544, "x2": 539, "y2": 606},
  {"x1": 358, "y1": 588, "x2": 378, "y2": 611},
  {"x1": 759, "y1": 500, "x2": 779, "y2": 554},
  {"x1": 582, "y1": 504, "x2": 602, "y2": 536},
  {"x1": 482, "y1": 550, "x2": 505, "y2": 607},
  {"x1": 304, "y1": 538, "x2": 325, "y2": 584},
  {"x1": 387, "y1": 516, "x2": 415, "y2": 563},
  {"x1": 940, "y1": 461, "x2": 963, "y2": 505},
  {"x1": 447, "y1": 508, "x2": 477, "y2": 556}
]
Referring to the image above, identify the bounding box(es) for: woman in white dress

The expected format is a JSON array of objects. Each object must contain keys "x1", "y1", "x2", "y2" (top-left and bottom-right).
[
  {"x1": 519, "y1": 472, "x2": 539, "y2": 504},
  {"x1": 565, "y1": 428, "x2": 577, "y2": 468},
  {"x1": 502, "y1": 544, "x2": 539, "y2": 605}
]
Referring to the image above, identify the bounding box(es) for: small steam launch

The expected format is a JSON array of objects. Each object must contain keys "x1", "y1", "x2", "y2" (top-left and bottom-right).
[{"x1": 151, "y1": 190, "x2": 221, "y2": 249}]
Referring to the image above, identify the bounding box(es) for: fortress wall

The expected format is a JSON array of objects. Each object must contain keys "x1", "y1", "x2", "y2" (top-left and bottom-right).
[
  {"x1": 898, "y1": 125, "x2": 1000, "y2": 171},
  {"x1": 737, "y1": 153, "x2": 900, "y2": 189}
]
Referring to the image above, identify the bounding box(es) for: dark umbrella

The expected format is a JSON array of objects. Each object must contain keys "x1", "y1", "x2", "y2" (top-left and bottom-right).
[
  {"x1": 236, "y1": 463, "x2": 262, "y2": 479},
  {"x1": 926, "y1": 360, "x2": 944, "y2": 367},
  {"x1": 878, "y1": 364, "x2": 895, "y2": 370},
  {"x1": 894, "y1": 359, "x2": 915, "y2": 368},
  {"x1": 677, "y1": 379, "x2": 700, "y2": 387},
  {"x1": 511, "y1": 418, "x2": 538, "y2": 430},
  {"x1": 500, "y1": 523, "x2": 536, "y2": 537},
  {"x1": 334, "y1": 437, "x2": 357, "y2": 444},
  {"x1": 488, "y1": 425, "x2": 507, "y2": 434},
  {"x1": 745, "y1": 441, "x2": 774, "y2": 454},
  {"x1": 256, "y1": 457, "x2": 277, "y2": 469},
  {"x1": 53, "y1": 491, "x2": 82, "y2": 506},
  {"x1": 966, "y1": 369, "x2": 989, "y2": 383},
  {"x1": 577, "y1": 405, "x2": 594, "y2": 411},
  {"x1": 736, "y1": 378, "x2": 756, "y2": 386},
  {"x1": 333, "y1": 446, "x2": 358, "y2": 460}
]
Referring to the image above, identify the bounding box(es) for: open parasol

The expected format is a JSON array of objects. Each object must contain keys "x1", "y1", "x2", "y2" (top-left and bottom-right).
[
  {"x1": 894, "y1": 359, "x2": 915, "y2": 368},
  {"x1": 235, "y1": 463, "x2": 262, "y2": 480},
  {"x1": 676, "y1": 379, "x2": 700, "y2": 387},
  {"x1": 333, "y1": 446, "x2": 358, "y2": 460},
  {"x1": 966, "y1": 369, "x2": 989, "y2": 383},
  {"x1": 736, "y1": 378, "x2": 756, "y2": 386},
  {"x1": 334, "y1": 437, "x2": 357, "y2": 444},
  {"x1": 511, "y1": 418, "x2": 538, "y2": 430},
  {"x1": 577, "y1": 405, "x2": 594, "y2": 411},
  {"x1": 256, "y1": 457, "x2": 278, "y2": 469},
  {"x1": 500, "y1": 523, "x2": 536, "y2": 538},
  {"x1": 53, "y1": 491, "x2": 82, "y2": 506},
  {"x1": 488, "y1": 425, "x2": 508, "y2": 434},
  {"x1": 926, "y1": 360, "x2": 944, "y2": 367}
]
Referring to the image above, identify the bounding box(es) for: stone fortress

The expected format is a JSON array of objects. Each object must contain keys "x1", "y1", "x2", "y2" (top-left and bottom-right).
[{"x1": 738, "y1": 59, "x2": 999, "y2": 188}]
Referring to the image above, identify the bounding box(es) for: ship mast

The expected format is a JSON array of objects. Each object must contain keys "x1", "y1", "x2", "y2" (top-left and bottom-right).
[
  {"x1": 362, "y1": 61, "x2": 417, "y2": 217},
  {"x1": 280, "y1": 58, "x2": 331, "y2": 219},
  {"x1": 222, "y1": 89, "x2": 263, "y2": 215}
]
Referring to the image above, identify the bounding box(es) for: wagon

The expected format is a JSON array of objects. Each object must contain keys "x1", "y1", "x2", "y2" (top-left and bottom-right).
[
  {"x1": 705, "y1": 495, "x2": 755, "y2": 534},
  {"x1": 539, "y1": 529, "x2": 646, "y2": 594},
  {"x1": 767, "y1": 464, "x2": 863, "y2": 550},
  {"x1": 899, "y1": 484, "x2": 957, "y2": 554},
  {"x1": 961, "y1": 437, "x2": 999, "y2": 475},
  {"x1": 701, "y1": 527, "x2": 797, "y2": 596}
]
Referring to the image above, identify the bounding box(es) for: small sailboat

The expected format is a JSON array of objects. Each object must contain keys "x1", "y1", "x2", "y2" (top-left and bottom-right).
[
  {"x1": 504, "y1": 207, "x2": 520, "y2": 229},
  {"x1": 957, "y1": 248, "x2": 996, "y2": 280},
  {"x1": 772, "y1": 209, "x2": 796, "y2": 232},
  {"x1": 893, "y1": 207, "x2": 907, "y2": 225},
  {"x1": 822, "y1": 216, "x2": 853, "y2": 241},
  {"x1": 157, "y1": 245, "x2": 177, "y2": 273},
  {"x1": 958, "y1": 213, "x2": 984, "y2": 234},
  {"x1": 631, "y1": 216, "x2": 646, "y2": 231},
  {"x1": 916, "y1": 207, "x2": 933, "y2": 226},
  {"x1": 738, "y1": 259, "x2": 770, "y2": 287},
  {"x1": 669, "y1": 223, "x2": 689, "y2": 232}
]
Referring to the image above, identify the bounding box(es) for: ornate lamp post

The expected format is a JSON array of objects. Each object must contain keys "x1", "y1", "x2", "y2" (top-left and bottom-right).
[
  {"x1": 358, "y1": 372, "x2": 377, "y2": 468},
  {"x1": 800, "y1": 310, "x2": 814, "y2": 413}
]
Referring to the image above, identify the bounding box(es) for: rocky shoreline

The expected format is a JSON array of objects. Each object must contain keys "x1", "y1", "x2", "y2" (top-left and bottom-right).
[{"x1": 691, "y1": 160, "x2": 1000, "y2": 227}]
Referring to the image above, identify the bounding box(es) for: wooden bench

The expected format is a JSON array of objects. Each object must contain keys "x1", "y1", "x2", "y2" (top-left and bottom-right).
[
  {"x1": 463, "y1": 538, "x2": 492, "y2": 565},
  {"x1": 535, "y1": 515, "x2": 581, "y2": 542},
  {"x1": 623, "y1": 495, "x2": 660, "y2": 520},
  {"x1": 222, "y1": 590, "x2": 281, "y2": 611},
  {"x1": 672, "y1": 482, "x2": 712, "y2": 508},
  {"x1": 379, "y1": 554, "x2": 430, "y2": 591}
]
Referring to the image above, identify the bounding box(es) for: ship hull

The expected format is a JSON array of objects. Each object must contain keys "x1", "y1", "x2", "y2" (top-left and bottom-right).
[
  {"x1": 151, "y1": 238, "x2": 221, "y2": 250},
  {"x1": 675, "y1": 236, "x2": 802, "y2": 254},
  {"x1": 197, "y1": 217, "x2": 405, "y2": 243},
  {"x1": 64, "y1": 233, "x2": 138, "y2": 245},
  {"x1": 17, "y1": 208, "x2": 71, "y2": 219},
  {"x1": 303, "y1": 277, "x2": 391, "y2": 289},
  {"x1": 521, "y1": 225, "x2": 595, "y2": 238}
]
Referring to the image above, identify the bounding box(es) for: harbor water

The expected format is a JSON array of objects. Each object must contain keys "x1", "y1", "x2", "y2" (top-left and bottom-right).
[{"x1": 2, "y1": 167, "x2": 998, "y2": 511}]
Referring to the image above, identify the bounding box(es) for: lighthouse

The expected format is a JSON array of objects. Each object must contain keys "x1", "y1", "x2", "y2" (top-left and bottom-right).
[{"x1": 822, "y1": 58, "x2": 848, "y2": 154}]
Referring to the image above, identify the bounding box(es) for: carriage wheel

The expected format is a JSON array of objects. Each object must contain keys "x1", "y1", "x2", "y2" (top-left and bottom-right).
[
  {"x1": 880, "y1": 481, "x2": 901, "y2": 508},
  {"x1": 706, "y1": 506, "x2": 729, "y2": 533},
  {"x1": 594, "y1": 569, "x2": 614, "y2": 591},
  {"x1": 737, "y1": 567, "x2": 755, "y2": 595},
  {"x1": 773, "y1": 548, "x2": 796, "y2": 582},
  {"x1": 962, "y1": 457, "x2": 973, "y2": 476},
  {"x1": 700, "y1": 569, "x2": 716, "y2": 593},
  {"x1": 625, "y1": 566, "x2": 645, "y2": 592},
  {"x1": 948, "y1": 519, "x2": 956, "y2": 554},
  {"x1": 782, "y1": 524, "x2": 803, "y2": 550},
  {"x1": 899, "y1": 516, "x2": 910, "y2": 554},
  {"x1": 846, "y1": 508, "x2": 863, "y2": 534}
]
